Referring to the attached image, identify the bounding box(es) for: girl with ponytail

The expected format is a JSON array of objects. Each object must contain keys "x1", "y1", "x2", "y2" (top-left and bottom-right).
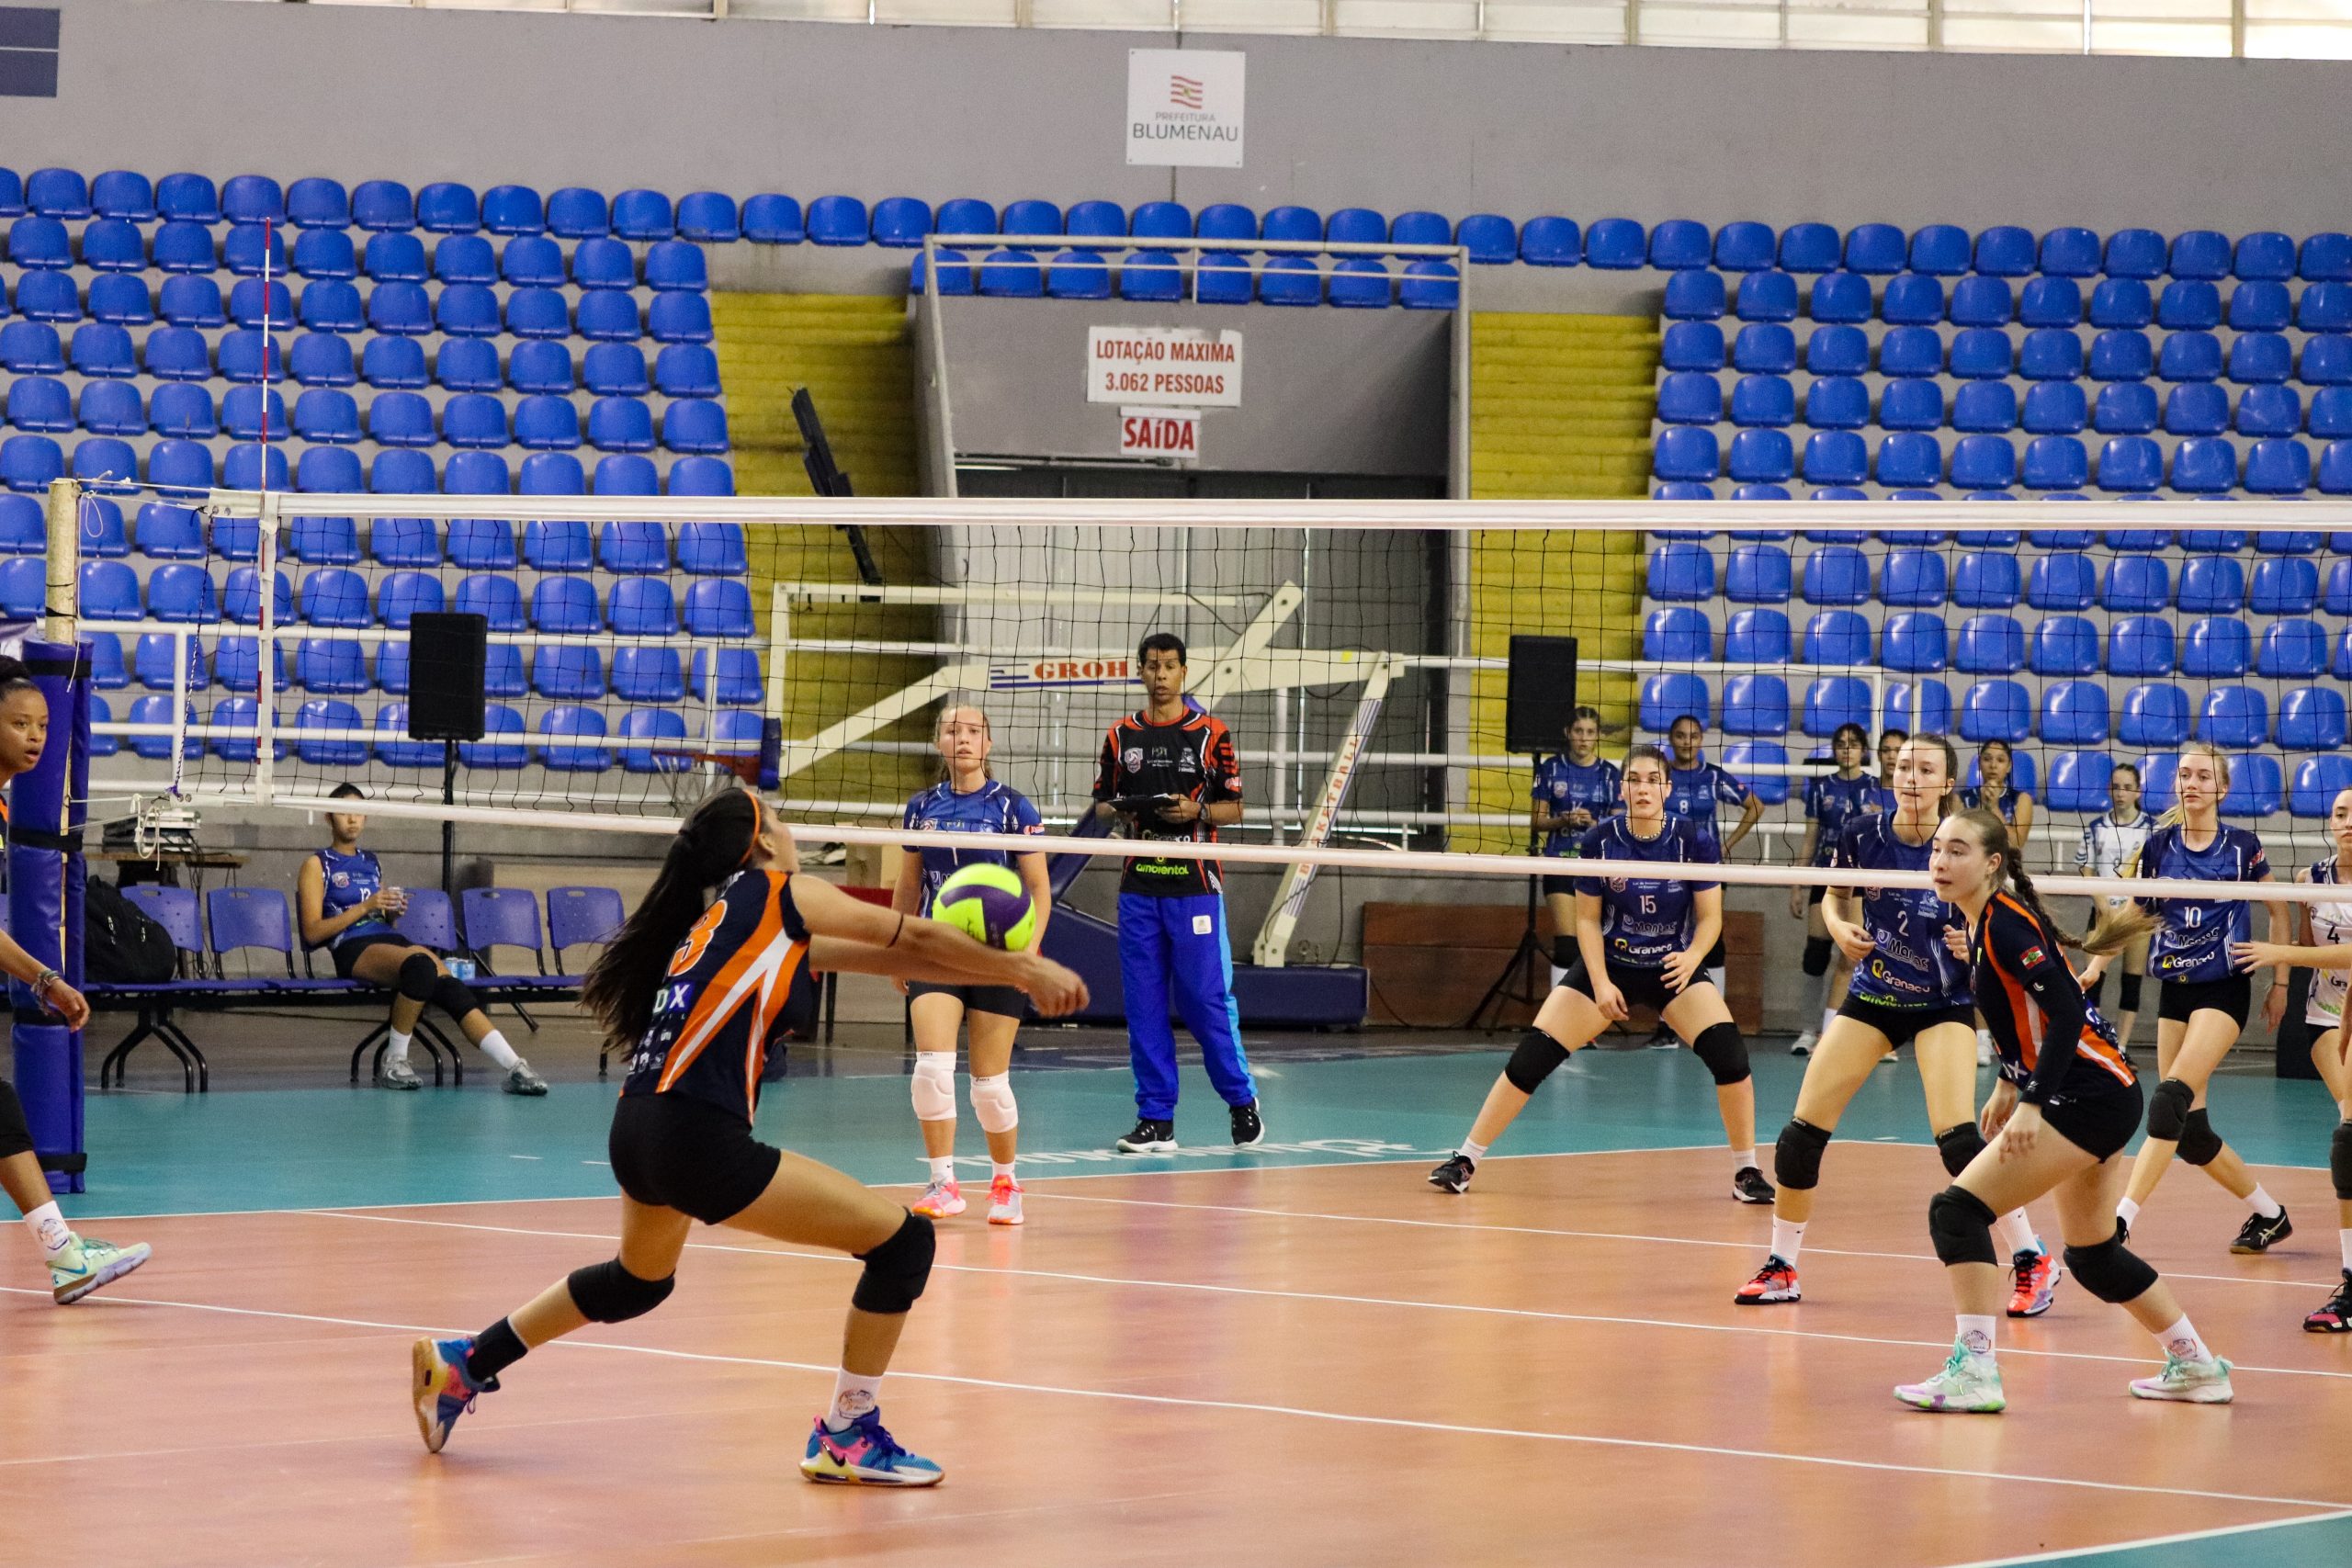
[
  {"x1": 2098, "y1": 743, "x2": 2297, "y2": 1253},
  {"x1": 1894, "y1": 807, "x2": 2232, "y2": 1414},
  {"x1": 415, "y1": 786, "x2": 1087, "y2": 1487},
  {"x1": 1737, "y1": 735, "x2": 2062, "y2": 1317}
]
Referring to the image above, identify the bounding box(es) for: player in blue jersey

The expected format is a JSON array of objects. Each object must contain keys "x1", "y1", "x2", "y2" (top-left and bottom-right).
[
  {"x1": 1874, "y1": 728, "x2": 1906, "y2": 813},
  {"x1": 1658, "y1": 713, "x2": 1759, "y2": 1034},
  {"x1": 1791, "y1": 724, "x2": 1879, "y2": 1056},
  {"x1": 412, "y1": 787, "x2": 1087, "y2": 1483},
  {"x1": 2090, "y1": 744, "x2": 2297, "y2": 1253},
  {"x1": 1531, "y1": 705, "x2": 1621, "y2": 985},
  {"x1": 1429, "y1": 745, "x2": 1771, "y2": 1203},
  {"x1": 295, "y1": 784, "x2": 545, "y2": 1095},
  {"x1": 892, "y1": 704, "x2": 1050, "y2": 1226},
  {"x1": 1961, "y1": 739, "x2": 2035, "y2": 850},
  {"x1": 1737, "y1": 735, "x2": 2060, "y2": 1314}
]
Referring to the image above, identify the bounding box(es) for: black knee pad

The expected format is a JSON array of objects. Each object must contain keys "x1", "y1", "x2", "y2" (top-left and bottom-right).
[
  {"x1": 852, "y1": 1211, "x2": 936, "y2": 1315},
  {"x1": 396, "y1": 952, "x2": 440, "y2": 1002},
  {"x1": 432, "y1": 975, "x2": 481, "y2": 1020},
  {"x1": 1504, "y1": 1028, "x2": 1571, "y2": 1094},
  {"x1": 0, "y1": 1079, "x2": 30, "y2": 1161},
  {"x1": 1802, "y1": 937, "x2": 1833, "y2": 978},
  {"x1": 2332, "y1": 1120, "x2": 2352, "y2": 1202},
  {"x1": 1774, "y1": 1119, "x2": 1832, "y2": 1190},
  {"x1": 2117, "y1": 971, "x2": 2143, "y2": 1012},
  {"x1": 1550, "y1": 937, "x2": 1577, "y2": 971},
  {"x1": 2177, "y1": 1107, "x2": 2223, "y2": 1168},
  {"x1": 567, "y1": 1258, "x2": 676, "y2": 1323},
  {"x1": 2145, "y1": 1077, "x2": 2194, "y2": 1143},
  {"x1": 1691, "y1": 1021, "x2": 1751, "y2": 1086},
  {"x1": 1935, "y1": 1122, "x2": 1987, "y2": 1179},
  {"x1": 1927, "y1": 1185, "x2": 1999, "y2": 1267},
  {"x1": 2083, "y1": 971, "x2": 2107, "y2": 1010},
  {"x1": 2064, "y1": 1227, "x2": 2160, "y2": 1304}
]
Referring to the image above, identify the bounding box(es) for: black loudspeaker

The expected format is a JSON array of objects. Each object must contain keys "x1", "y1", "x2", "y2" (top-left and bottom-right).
[
  {"x1": 1504, "y1": 635, "x2": 1579, "y2": 754},
  {"x1": 405, "y1": 613, "x2": 489, "y2": 741}
]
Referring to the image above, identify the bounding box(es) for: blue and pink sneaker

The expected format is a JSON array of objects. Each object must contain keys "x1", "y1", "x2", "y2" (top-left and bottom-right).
[
  {"x1": 412, "y1": 1337, "x2": 497, "y2": 1454},
  {"x1": 798, "y1": 1407, "x2": 944, "y2": 1486}
]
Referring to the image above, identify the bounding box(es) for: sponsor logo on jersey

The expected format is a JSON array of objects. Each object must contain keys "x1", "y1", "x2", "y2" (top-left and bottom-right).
[
  {"x1": 2018, "y1": 946, "x2": 2046, "y2": 969},
  {"x1": 1124, "y1": 747, "x2": 1144, "y2": 770}
]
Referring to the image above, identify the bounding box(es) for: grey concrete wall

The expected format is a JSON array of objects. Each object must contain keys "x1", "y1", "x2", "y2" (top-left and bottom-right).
[
  {"x1": 933, "y1": 296, "x2": 1450, "y2": 474},
  {"x1": 5, "y1": 1, "x2": 2349, "y2": 235}
]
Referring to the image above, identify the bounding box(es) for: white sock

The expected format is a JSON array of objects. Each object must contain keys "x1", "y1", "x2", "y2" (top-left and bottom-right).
[
  {"x1": 826, "y1": 1369, "x2": 883, "y2": 1428},
  {"x1": 22, "y1": 1201, "x2": 72, "y2": 1258},
  {"x1": 1730, "y1": 1147, "x2": 1757, "y2": 1175},
  {"x1": 1770, "y1": 1216, "x2": 1805, "y2": 1266},
  {"x1": 991, "y1": 1161, "x2": 1016, "y2": 1183},
  {"x1": 1996, "y1": 1210, "x2": 2040, "y2": 1259},
  {"x1": 475, "y1": 1029, "x2": 522, "y2": 1072},
  {"x1": 1820, "y1": 1007, "x2": 1838, "y2": 1036},
  {"x1": 2154, "y1": 1314, "x2": 2213, "y2": 1366},
  {"x1": 2338, "y1": 1228, "x2": 2351, "y2": 1271},
  {"x1": 2116, "y1": 1196, "x2": 2142, "y2": 1229},
  {"x1": 2247, "y1": 1184, "x2": 2283, "y2": 1220},
  {"x1": 386, "y1": 1029, "x2": 413, "y2": 1066},
  {"x1": 1458, "y1": 1137, "x2": 1489, "y2": 1165},
  {"x1": 1956, "y1": 1313, "x2": 1998, "y2": 1359},
  {"x1": 925, "y1": 1156, "x2": 954, "y2": 1184}
]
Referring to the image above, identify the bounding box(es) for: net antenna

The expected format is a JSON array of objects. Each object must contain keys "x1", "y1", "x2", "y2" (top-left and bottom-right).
[{"x1": 792, "y1": 388, "x2": 883, "y2": 589}]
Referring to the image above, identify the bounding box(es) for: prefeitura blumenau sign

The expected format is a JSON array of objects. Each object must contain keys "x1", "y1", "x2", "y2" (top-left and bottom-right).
[{"x1": 1125, "y1": 49, "x2": 1244, "y2": 168}]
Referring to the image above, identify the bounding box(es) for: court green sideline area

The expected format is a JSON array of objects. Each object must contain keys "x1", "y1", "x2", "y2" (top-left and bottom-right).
[{"x1": 53, "y1": 1045, "x2": 2336, "y2": 1220}]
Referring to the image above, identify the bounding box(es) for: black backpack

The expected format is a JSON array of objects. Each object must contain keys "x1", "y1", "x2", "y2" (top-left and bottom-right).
[{"x1": 85, "y1": 876, "x2": 178, "y2": 984}]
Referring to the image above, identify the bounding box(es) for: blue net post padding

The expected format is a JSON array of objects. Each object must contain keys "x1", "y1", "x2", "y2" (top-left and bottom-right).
[{"x1": 8, "y1": 638, "x2": 90, "y2": 1193}]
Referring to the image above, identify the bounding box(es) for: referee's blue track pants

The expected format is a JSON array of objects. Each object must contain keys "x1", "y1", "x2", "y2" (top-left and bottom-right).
[{"x1": 1117, "y1": 892, "x2": 1257, "y2": 1121}]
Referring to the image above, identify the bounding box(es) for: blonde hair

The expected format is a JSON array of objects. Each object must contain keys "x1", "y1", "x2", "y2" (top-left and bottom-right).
[
  {"x1": 2151, "y1": 741, "x2": 2230, "y2": 833},
  {"x1": 2091, "y1": 743, "x2": 2237, "y2": 953},
  {"x1": 934, "y1": 700, "x2": 994, "y2": 783}
]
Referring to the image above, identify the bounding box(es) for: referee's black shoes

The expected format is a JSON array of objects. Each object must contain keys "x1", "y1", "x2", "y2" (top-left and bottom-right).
[
  {"x1": 1230, "y1": 1100, "x2": 1265, "y2": 1147},
  {"x1": 1116, "y1": 1118, "x2": 1177, "y2": 1154}
]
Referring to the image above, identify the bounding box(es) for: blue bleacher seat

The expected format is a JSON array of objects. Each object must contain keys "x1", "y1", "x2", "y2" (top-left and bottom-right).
[
  {"x1": 2170, "y1": 437, "x2": 2237, "y2": 494},
  {"x1": 2293, "y1": 755, "x2": 2352, "y2": 818},
  {"x1": 1798, "y1": 610, "x2": 1866, "y2": 667},
  {"x1": 683, "y1": 579, "x2": 754, "y2": 637},
  {"x1": 2158, "y1": 331, "x2": 2222, "y2": 383},
  {"x1": 76, "y1": 559, "x2": 138, "y2": 621},
  {"x1": 412, "y1": 180, "x2": 478, "y2": 235},
  {"x1": 1724, "y1": 324, "x2": 1792, "y2": 378},
  {"x1": 2095, "y1": 434, "x2": 2164, "y2": 492},
  {"x1": 2227, "y1": 332, "x2": 2291, "y2": 386},
  {"x1": 1904, "y1": 223, "x2": 1965, "y2": 276},
  {"x1": 364, "y1": 391, "x2": 432, "y2": 448},
  {"x1": 2194, "y1": 685, "x2": 2267, "y2": 750},
  {"x1": 1958, "y1": 679, "x2": 2030, "y2": 743},
  {"x1": 1709, "y1": 608, "x2": 1786, "y2": 668},
  {"x1": 1724, "y1": 544, "x2": 1791, "y2": 604},
  {"x1": 1951, "y1": 551, "x2": 2023, "y2": 609},
  {"x1": 1878, "y1": 379, "x2": 1942, "y2": 432},
  {"x1": 1949, "y1": 276, "x2": 2014, "y2": 329},
  {"x1": 350, "y1": 336, "x2": 421, "y2": 391},
  {"x1": 503, "y1": 394, "x2": 577, "y2": 452},
  {"x1": 1657, "y1": 372, "x2": 1722, "y2": 425},
  {"x1": 1965, "y1": 225, "x2": 2031, "y2": 278},
  {"x1": 2088, "y1": 330, "x2": 2153, "y2": 382},
  {"x1": 1795, "y1": 274, "x2": 1863, "y2": 329},
  {"x1": 6, "y1": 214, "x2": 70, "y2": 268},
  {"x1": 2029, "y1": 615, "x2": 2098, "y2": 677},
  {"x1": 569, "y1": 344, "x2": 646, "y2": 400},
  {"x1": 132, "y1": 502, "x2": 204, "y2": 561},
  {"x1": 363, "y1": 231, "x2": 427, "y2": 284},
  {"x1": 1730, "y1": 375, "x2": 1793, "y2": 429},
  {"x1": 1652, "y1": 428, "x2": 1719, "y2": 484},
  {"x1": 2016, "y1": 329, "x2": 2083, "y2": 382},
  {"x1": 1882, "y1": 612, "x2": 1946, "y2": 672},
  {"x1": 1837, "y1": 223, "x2": 1899, "y2": 276},
  {"x1": 2021, "y1": 435, "x2": 2088, "y2": 491},
  {"x1": 1638, "y1": 671, "x2": 1710, "y2": 733},
  {"x1": 220, "y1": 223, "x2": 286, "y2": 281},
  {"x1": 476, "y1": 184, "x2": 545, "y2": 238},
  {"x1": 1319, "y1": 256, "x2": 1386, "y2": 309},
  {"x1": 2098, "y1": 228, "x2": 2162, "y2": 279},
  {"x1": 433, "y1": 233, "x2": 497, "y2": 286},
  {"x1": 1799, "y1": 676, "x2": 1868, "y2": 739},
  {"x1": 2043, "y1": 750, "x2": 2113, "y2": 813},
  {"x1": 2039, "y1": 681, "x2": 2109, "y2": 744},
  {"x1": 2156, "y1": 278, "x2": 2222, "y2": 331},
  {"x1": 796, "y1": 193, "x2": 866, "y2": 246},
  {"x1": 2244, "y1": 438, "x2": 2310, "y2": 496},
  {"x1": 1662, "y1": 269, "x2": 1724, "y2": 321},
  {"x1": 281, "y1": 387, "x2": 357, "y2": 446},
  {"x1": 1718, "y1": 674, "x2": 1788, "y2": 737},
  {"x1": 1645, "y1": 541, "x2": 1714, "y2": 601},
  {"x1": 1955, "y1": 614, "x2": 2024, "y2": 673},
  {"x1": 82, "y1": 218, "x2": 145, "y2": 273},
  {"x1": 288, "y1": 515, "x2": 360, "y2": 567},
  {"x1": 0, "y1": 435, "x2": 62, "y2": 492},
  {"x1": 526, "y1": 575, "x2": 596, "y2": 633},
  {"x1": 364, "y1": 281, "x2": 430, "y2": 336},
  {"x1": 1953, "y1": 382, "x2": 2018, "y2": 434},
  {"x1": 1871, "y1": 326, "x2": 1938, "y2": 378},
  {"x1": 1947, "y1": 328, "x2": 2012, "y2": 380},
  {"x1": 15, "y1": 271, "x2": 81, "y2": 324},
  {"x1": 88, "y1": 274, "x2": 154, "y2": 327},
  {"x1": 1801, "y1": 377, "x2": 1867, "y2": 431},
  {"x1": 2301, "y1": 287, "x2": 2352, "y2": 339},
  {"x1": 1727, "y1": 430, "x2": 1793, "y2": 484},
  {"x1": 1735, "y1": 270, "x2": 1798, "y2": 323},
  {"x1": 153, "y1": 172, "x2": 219, "y2": 223},
  {"x1": 593, "y1": 455, "x2": 658, "y2": 496},
  {"x1": 1876, "y1": 434, "x2": 1942, "y2": 489},
  {"x1": 2257, "y1": 618, "x2": 2326, "y2": 679},
  {"x1": 1644, "y1": 607, "x2": 1713, "y2": 662},
  {"x1": 2022, "y1": 552, "x2": 2094, "y2": 611},
  {"x1": 432, "y1": 337, "x2": 498, "y2": 394},
  {"x1": 91, "y1": 169, "x2": 153, "y2": 221},
  {"x1": 2228, "y1": 280, "x2": 2291, "y2": 333},
  {"x1": 1797, "y1": 544, "x2": 1866, "y2": 606},
  {"x1": 144, "y1": 439, "x2": 212, "y2": 499},
  {"x1": 2234, "y1": 383, "x2": 2300, "y2": 437},
  {"x1": 1947, "y1": 434, "x2": 2016, "y2": 491},
  {"x1": 6, "y1": 376, "x2": 71, "y2": 432},
  {"x1": 2275, "y1": 685, "x2": 2348, "y2": 753},
  {"x1": 1758, "y1": 222, "x2": 1830, "y2": 274},
  {"x1": 2099, "y1": 554, "x2": 2168, "y2": 613},
  {"x1": 1804, "y1": 327, "x2": 1868, "y2": 380},
  {"x1": 2247, "y1": 555, "x2": 2318, "y2": 615},
  {"x1": 2018, "y1": 276, "x2": 2083, "y2": 331},
  {"x1": 1879, "y1": 273, "x2": 1942, "y2": 326},
  {"x1": 1800, "y1": 431, "x2": 1866, "y2": 487},
  {"x1": 2178, "y1": 615, "x2": 2253, "y2": 678},
  {"x1": 582, "y1": 397, "x2": 653, "y2": 455},
  {"x1": 292, "y1": 697, "x2": 367, "y2": 767},
  {"x1": 287, "y1": 333, "x2": 356, "y2": 389},
  {"x1": 2092, "y1": 383, "x2": 2157, "y2": 436},
  {"x1": 72, "y1": 438, "x2": 136, "y2": 496}
]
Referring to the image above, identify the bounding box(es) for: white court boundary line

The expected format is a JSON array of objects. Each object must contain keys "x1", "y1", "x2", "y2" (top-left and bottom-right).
[
  {"x1": 1, "y1": 1283, "x2": 2342, "y2": 1516},
  {"x1": 1939, "y1": 1508, "x2": 2352, "y2": 1568},
  {"x1": 315, "y1": 1208, "x2": 2352, "y2": 1384}
]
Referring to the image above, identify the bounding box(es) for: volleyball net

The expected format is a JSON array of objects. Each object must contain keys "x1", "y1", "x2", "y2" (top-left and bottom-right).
[{"x1": 35, "y1": 483, "x2": 2352, "y2": 915}]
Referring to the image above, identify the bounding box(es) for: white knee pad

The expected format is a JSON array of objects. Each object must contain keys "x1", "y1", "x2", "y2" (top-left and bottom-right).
[
  {"x1": 968, "y1": 1073, "x2": 1019, "y2": 1134},
  {"x1": 911, "y1": 1053, "x2": 957, "y2": 1122}
]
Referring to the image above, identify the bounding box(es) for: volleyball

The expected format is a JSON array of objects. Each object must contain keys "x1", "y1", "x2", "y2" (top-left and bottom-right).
[{"x1": 933, "y1": 864, "x2": 1036, "y2": 952}]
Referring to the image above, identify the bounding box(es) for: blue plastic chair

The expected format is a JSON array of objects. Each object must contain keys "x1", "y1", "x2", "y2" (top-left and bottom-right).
[{"x1": 294, "y1": 704, "x2": 366, "y2": 772}]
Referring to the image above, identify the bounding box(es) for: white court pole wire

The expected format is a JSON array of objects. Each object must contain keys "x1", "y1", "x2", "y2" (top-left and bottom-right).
[
  {"x1": 185, "y1": 789, "x2": 2343, "y2": 908},
  {"x1": 198, "y1": 493, "x2": 2352, "y2": 532}
]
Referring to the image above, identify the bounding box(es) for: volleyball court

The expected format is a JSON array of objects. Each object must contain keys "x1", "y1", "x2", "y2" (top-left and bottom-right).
[{"x1": 6, "y1": 490, "x2": 2352, "y2": 1566}]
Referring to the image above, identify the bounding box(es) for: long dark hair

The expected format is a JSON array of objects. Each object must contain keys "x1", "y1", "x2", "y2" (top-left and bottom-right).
[
  {"x1": 1904, "y1": 732, "x2": 1962, "y2": 821},
  {"x1": 582, "y1": 789, "x2": 763, "y2": 1050},
  {"x1": 0, "y1": 654, "x2": 35, "y2": 699}
]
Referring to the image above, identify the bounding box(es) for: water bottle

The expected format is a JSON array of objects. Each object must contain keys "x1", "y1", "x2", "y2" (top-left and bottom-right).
[{"x1": 447, "y1": 957, "x2": 476, "y2": 982}]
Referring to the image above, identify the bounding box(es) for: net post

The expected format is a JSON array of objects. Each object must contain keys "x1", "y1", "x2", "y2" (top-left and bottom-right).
[{"x1": 42, "y1": 477, "x2": 80, "y2": 646}]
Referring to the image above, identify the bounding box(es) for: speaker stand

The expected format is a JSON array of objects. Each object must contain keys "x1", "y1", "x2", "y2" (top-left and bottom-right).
[
  {"x1": 1465, "y1": 829, "x2": 1552, "y2": 1032},
  {"x1": 439, "y1": 740, "x2": 458, "y2": 902}
]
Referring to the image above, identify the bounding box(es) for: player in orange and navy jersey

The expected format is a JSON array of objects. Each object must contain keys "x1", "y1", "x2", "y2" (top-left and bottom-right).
[
  {"x1": 410, "y1": 786, "x2": 1087, "y2": 1485},
  {"x1": 1891, "y1": 807, "x2": 2233, "y2": 1415}
]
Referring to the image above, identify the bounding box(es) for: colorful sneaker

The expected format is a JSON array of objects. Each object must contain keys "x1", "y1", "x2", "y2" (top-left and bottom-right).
[
  {"x1": 1732, "y1": 1167, "x2": 1776, "y2": 1205},
  {"x1": 911, "y1": 1176, "x2": 966, "y2": 1219},
  {"x1": 1789, "y1": 1031, "x2": 1817, "y2": 1058},
  {"x1": 1115, "y1": 1118, "x2": 1176, "y2": 1154},
  {"x1": 2230, "y1": 1208, "x2": 2292, "y2": 1255},
  {"x1": 799, "y1": 1408, "x2": 944, "y2": 1486},
  {"x1": 49, "y1": 1235, "x2": 151, "y2": 1305},
  {"x1": 2128, "y1": 1353, "x2": 2234, "y2": 1404},
  {"x1": 2302, "y1": 1270, "x2": 2352, "y2": 1334},
  {"x1": 412, "y1": 1337, "x2": 497, "y2": 1454},
  {"x1": 1895, "y1": 1345, "x2": 2007, "y2": 1414},
  {"x1": 986, "y1": 1175, "x2": 1023, "y2": 1226},
  {"x1": 1428, "y1": 1153, "x2": 1476, "y2": 1194},
  {"x1": 376, "y1": 1058, "x2": 422, "y2": 1091},
  {"x1": 502, "y1": 1061, "x2": 548, "y2": 1097},
  {"x1": 2007, "y1": 1246, "x2": 2064, "y2": 1318},
  {"x1": 1733, "y1": 1257, "x2": 1801, "y2": 1305},
  {"x1": 1229, "y1": 1100, "x2": 1265, "y2": 1146}
]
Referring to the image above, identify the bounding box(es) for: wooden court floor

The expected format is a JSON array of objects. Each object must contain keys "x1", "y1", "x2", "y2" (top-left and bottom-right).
[{"x1": 4, "y1": 1142, "x2": 2348, "y2": 1568}]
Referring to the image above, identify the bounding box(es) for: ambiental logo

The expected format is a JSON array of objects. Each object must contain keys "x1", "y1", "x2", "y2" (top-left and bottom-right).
[{"x1": 1170, "y1": 73, "x2": 1204, "y2": 108}]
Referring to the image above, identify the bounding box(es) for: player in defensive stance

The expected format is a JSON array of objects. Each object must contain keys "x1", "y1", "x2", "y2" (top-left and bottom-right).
[
  {"x1": 412, "y1": 788, "x2": 1087, "y2": 1484},
  {"x1": 1736, "y1": 735, "x2": 2059, "y2": 1314},
  {"x1": 1429, "y1": 745, "x2": 1772, "y2": 1202},
  {"x1": 2229, "y1": 784, "x2": 2352, "y2": 1332},
  {"x1": 1896, "y1": 807, "x2": 2231, "y2": 1413},
  {"x1": 1789, "y1": 723, "x2": 1880, "y2": 1056},
  {"x1": 0, "y1": 656, "x2": 150, "y2": 1304}
]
